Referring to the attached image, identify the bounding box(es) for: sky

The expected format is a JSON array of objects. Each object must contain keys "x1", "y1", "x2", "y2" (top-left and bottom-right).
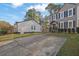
[{"x1": 0, "y1": 3, "x2": 49, "y2": 25}]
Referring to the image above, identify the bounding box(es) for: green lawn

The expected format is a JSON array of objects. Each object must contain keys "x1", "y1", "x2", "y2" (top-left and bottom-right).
[
  {"x1": 0, "y1": 33, "x2": 42, "y2": 42},
  {"x1": 51, "y1": 33, "x2": 79, "y2": 56}
]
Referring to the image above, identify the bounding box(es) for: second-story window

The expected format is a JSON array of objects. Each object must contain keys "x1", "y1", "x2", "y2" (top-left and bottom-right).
[
  {"x1": 64, "y1": 11, "x2": 66, "y2": 17},
  {"x1": 58, "y1": 13, "x2": 60, "y2": 19},
  {"x1": 64, "y1": 11, "x2": 68, "y2": 17},
  {"x1": 69, "y1": 9, "x2": 72, "y2": 16},
  {"x1": 60, "y1": 12, "x2": 64, "y2": 19}
]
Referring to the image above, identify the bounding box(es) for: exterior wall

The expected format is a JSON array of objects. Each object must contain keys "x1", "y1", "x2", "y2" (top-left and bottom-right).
[
  {"x1": 49, "y1": 3, "x2": 78, "y2": 33},
  {"x1": 57, "y1": 4, "x2": 77, "y2": 31},
  {"x1": 77, "y1": 4, "x2": 79, "y2": 27},
  {"x1": 77, "y1": 20, "x2": 79, "y2": 27},
  {"x1": 16, "y1": 20, "x2": 42, "y2": 34}
]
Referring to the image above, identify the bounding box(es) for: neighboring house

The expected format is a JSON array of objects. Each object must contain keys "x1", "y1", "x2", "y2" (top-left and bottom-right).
[
  {"x1": 14, "y1": 20, "x2": 42, "y2": 34},
  {"x1": 49, "y1": 3, "x2": 79, "y2": 33}
]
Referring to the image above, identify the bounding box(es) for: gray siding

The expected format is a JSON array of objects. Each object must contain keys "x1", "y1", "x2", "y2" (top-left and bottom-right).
[
  {"x1": 58, "y1": 4, "x2": 77, "y2": 21},
  {"x1": 56, "y1": 4, "x2": 77, "y2": 29}
]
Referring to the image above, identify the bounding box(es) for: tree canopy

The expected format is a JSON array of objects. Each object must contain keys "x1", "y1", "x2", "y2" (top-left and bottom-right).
[
  {"x1": 0, "y1": 20, "x2": 14, "y2": 34},
  {"x1": 45, "y1": 3, "x2": 57, "y2": 14},
  {"x1": 24, "y1": 8, "x2": 41, "y2": 24},
  {"x1": 45, "y1": 3, "x2": 62, "y2": 14},
  {"x1": 45, "y1": 3, "x2": 63, "y2": 21}
]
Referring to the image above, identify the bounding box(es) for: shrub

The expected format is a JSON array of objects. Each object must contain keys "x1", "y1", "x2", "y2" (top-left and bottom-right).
[
  {"x1": 58, "y1": 29, "x2": 60, "y2": 32},
  {"x1": 68, "y1": 28, "x2": 71, "y2": 33},
  {"x1": 77, "y1": 27, "x2": 79, "y2": 33},
  {"x1": 64, "y1": 29, "x2": 67, "y2": 32},
  {"x1": 58, "y1": 29, "x2": 65, "y2": 32},
  {"x1": 72, "y1": 28, "x2": 75, "y2": 33},
  {"x1": 14, "y1": 32, "x2": 20, "y2": 34},
  {"x1": 61, "y1": 29, "x2": 64, "y2": 32},
  {"x1": 0, "y1": 29, "x2": 7, "y2": 35}
]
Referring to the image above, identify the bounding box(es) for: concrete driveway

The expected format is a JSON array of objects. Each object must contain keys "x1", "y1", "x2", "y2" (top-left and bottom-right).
[{"x1": 0, "y1": 33, "x2": 66, "y2": 56}]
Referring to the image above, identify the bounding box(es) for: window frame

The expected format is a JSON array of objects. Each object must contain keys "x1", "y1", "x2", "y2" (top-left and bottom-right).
[
  {"x1": 68, "y1": 8, "x2": 73, "y2": 17},
  {"x1": 64, "y1": 10, "x2": 68, "y2": 17},
  {"x1": 60, "y1": 11, "x2": 64, "y2": 19},
  {"x1": 31, "y1": 25, "x2": 33, "y2": 30},
  {"x1": 64, "y1": 22, "x2": 68, "y2": 29},
  {"x1": 68, "y1": 20, "x2": 73, "y2": 29},
  {"x1": 34, "y1": 26, "x2": 36, "y2": 30},
  {"x1": 60, "y1": 21, "x2": 64, "y2": 29}
]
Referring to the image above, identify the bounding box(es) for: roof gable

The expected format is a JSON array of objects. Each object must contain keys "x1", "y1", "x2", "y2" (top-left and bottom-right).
[{"x1": 15, "y1": 20, "x2": 41, "y2": 26}]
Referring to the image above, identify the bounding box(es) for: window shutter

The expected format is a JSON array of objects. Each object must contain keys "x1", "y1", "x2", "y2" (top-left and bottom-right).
[{"x1": 73, "y1": 8, "x2": 75, "y2": 15}]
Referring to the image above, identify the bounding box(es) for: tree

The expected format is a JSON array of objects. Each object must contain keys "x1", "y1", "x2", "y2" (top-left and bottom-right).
[
  {"x1": 0, "y1": 21, "x2": 14, "y2": 34},
  {"x1": 24, "y1": 8, "x2": 41, "y2": 24},
  {"x1": 42, "y1": 16, "x2": 50, "y2": 32},
  {"x1": 45, "y1": 3, "x2": 62, "y2": 21}
]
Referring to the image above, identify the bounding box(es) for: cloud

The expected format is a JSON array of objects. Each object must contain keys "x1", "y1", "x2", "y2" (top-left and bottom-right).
[
  {"x1": 27, "y1": 3, "x2": 48, "y2": 12},
  {"x1": 11, "y1": 3, "x2": 24, "y2": 8}
]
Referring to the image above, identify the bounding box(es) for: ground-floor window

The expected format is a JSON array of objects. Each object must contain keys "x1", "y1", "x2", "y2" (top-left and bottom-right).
[
  {"x1": 31, "y1": 25, "x2": 36, "y2": 30},
  {"x1": 69, "y1": 22, "x2": 72, "y2": 28},
  {"x1": 64, "y1": 22, "x2": 68, "y2": 29},
  {"x1": 31, "y1": 26, "x2": 33, "y2": 30},
  {"x1": 60, "y1": 21, "x2": 64, "y2": 29},
  {"x1": 68, "y1": 20, "x2": 73, "y2": 29},
  {"x1": 59, "y1": 20, "x2": 76, "y2": 33},
  {"x1": 34, "y1": 26, "x2": 36, "y2": 30},
  {"x1": 59, "y1": 20, "x2": 73, "y2": 29}
]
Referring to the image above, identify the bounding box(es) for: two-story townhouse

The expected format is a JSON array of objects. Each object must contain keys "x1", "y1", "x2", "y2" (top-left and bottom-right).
[
  {"x1": 50, "y1": 3, "x2": 79, "y2": 33},
  {"x1": 58, "y1": 3, "x2": 77, "y2": 33}
]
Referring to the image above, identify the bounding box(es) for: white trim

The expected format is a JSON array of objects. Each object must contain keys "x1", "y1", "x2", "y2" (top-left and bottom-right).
[
  {"x1": 68, "y1": 20, "x2": 73, "y2": 28},
  {"x1": 68, "y1": 8, "x2": 73, "y2": 17},
  {"x1": 60, "y1": 21, "x2": 64, "y2": 29},
  {"x1": 60, "y1": 11, "x2": 64, "y2": 19}
]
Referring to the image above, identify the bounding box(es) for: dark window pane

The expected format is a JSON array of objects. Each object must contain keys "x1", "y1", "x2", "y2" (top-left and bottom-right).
[
  {"x1": 73, "y1": 8, "x2": 75, "y2": 15},
  {"x1": 64, "y1": 11, "x2": 65, "y2": 17},
  {"x1": 64, "y1": 11, "x2": 68, "y2": 17},
  {"x1": 31, "y1": 26, "x2": 33, "y2": 30},
  {"x1": 64, "y1": 22, "x2": 68, "y2": 28},
  {"x1": 66, "y1": 11, "x2": 68, "y2": 17},
  {"x1": 69, "y1": 22, "x2": 72, "y2": 28},
  {"x1": 56, "y1": 14, "x2": 57, "y2": 19},
  {"x1": 59, "y1": 13, "x2": 60, "y2": 19},
  {"x1": 56, "y1": 14, "x2": 58, "y2": 19},
  {"x1": 69, "y1": 10, "x2": 72, "y2": 16},
  {"x1": 73, "y1": 21, "x2": 76, "y2": 27},
  {"x1": 34, "y1": 26, "x2": 36, "y2": 30},
  {"x1": 59, "y1": 23, "x2": 60, "y2": 28}
]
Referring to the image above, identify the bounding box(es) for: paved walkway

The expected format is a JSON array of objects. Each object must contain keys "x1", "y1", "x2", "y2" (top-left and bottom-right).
[{"x1": 0, "y1": 33, "x2": 66, "y2": 56}]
